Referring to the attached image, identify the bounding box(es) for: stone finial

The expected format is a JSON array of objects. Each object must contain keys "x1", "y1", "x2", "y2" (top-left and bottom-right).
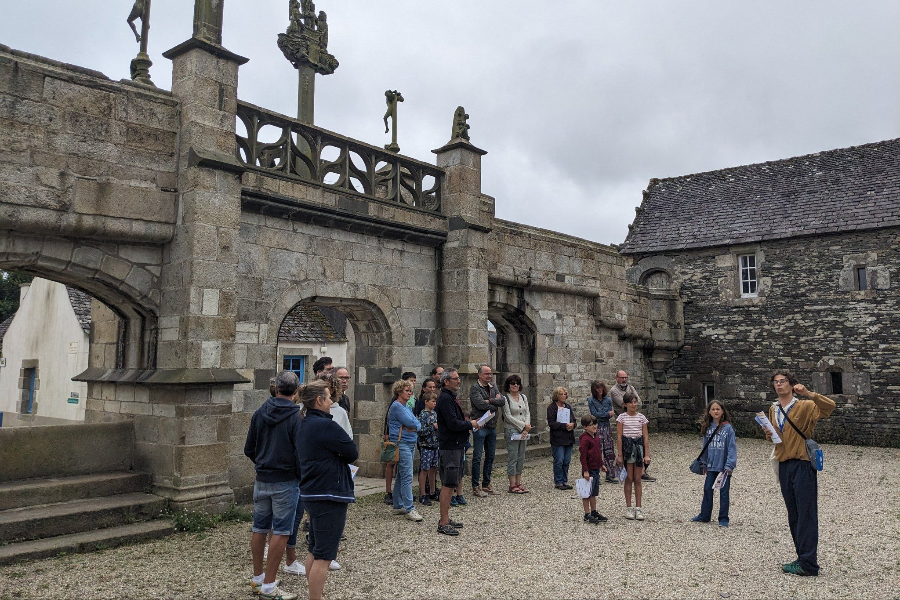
[
  {"x1": 451, "y1": 106, "x2": 471, "y2": 142},
  {"x1": 383, "y1": 90, "x2": 404, "y2": 153},
  {"x1": 193, "y1": 0, "x2": 225, "y2": 45}
]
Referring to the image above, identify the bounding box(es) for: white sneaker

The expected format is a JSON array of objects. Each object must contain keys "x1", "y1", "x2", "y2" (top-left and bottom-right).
[
  {"x1": 406, "y1": 508, "x2": 424, "y2": 522},
  {"x1": 391, "y1": 508, "x2": 406, "y2": 515},
  {"x1": 259, "y1": 585, "x2": 298, "y2": 600},
  {"x1": 251, "y1": 579, "x2": 282, "y2": 595},
  {"x1": 282, "y1": 562, "x2": 305, "y2": 576},
  {"x1": 625, "y1": 506, "x2": 635, "y2": 520},
  {"x1": 635, "y1": 507, "x2": 645, "y2": 521},
  {"x1": 329, "y1": 560, "x2": 341, "y2": 571}
]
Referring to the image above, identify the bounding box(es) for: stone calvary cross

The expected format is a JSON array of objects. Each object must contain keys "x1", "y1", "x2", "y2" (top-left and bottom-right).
[{"x1": 278, "y1": 0, "x2": 339, "y2": 124}]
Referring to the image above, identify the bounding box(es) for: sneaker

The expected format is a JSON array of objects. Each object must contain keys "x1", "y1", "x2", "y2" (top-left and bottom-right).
[
  {"x1": 383, "y1": 492, "x2": 393, "y2": 505},
  {"x1": 259, "y1": 585, "x2": 298, "y2": 600},
  {"x1": 429, "y1": 489, "x2": 441, "y2": 500},
  {"x1": 718, "y1": 519, "x2": 730, "y2": 528},
  {"x1": 591, "y1": 510, "x2": 608, "y2": 522},
  {"x1": 691, "y1": 515, "x2": 710, "y2": 523},
  {"x1": 561, "y1": 484, "x2": 573, "y2": 490},
  {"x1": 391, "y1": 508, "x2": 406, "y2": 515},
  {"x1": 635, "y1": 507, "x2": 645, "y2": 521},
  {"x1": 605, "y1": 477, "x2": 618, "y2": 484},
  {"x1": 419, "y1": 495, "x2": 432, "y2": 506},
  {"x1": 641, "y1": 473, "x2": 657, "y2": 482},
  {"x1": 482, "y1": 484, "x2": 499, "y2": 495},
  {"x1": 555, "y1": 484, "x2": 567, "y2": 490},
  {"x1": 782, "y1": 560, "x2": 799, "y2": 570},
  {"x1": 283, "y1": 561, "x2": 305, "y2": 576},
  {"x1": 626, "y1": 506, "x2": 635, "y2": 520},
  {"x1": 328, "y1": 560, "x2": 341, "y2": 571},
  {"x1": 251, "y1": 578, "x2": 281, "y2": 595},
  {"x1": 450, "y1": 495, "x2": 458, "y2": 507},
  {"x1": 448, "y1": 519, "x2": 464, "y2": 528},
  {"x1": 406, "y1": 509, "x2": 424, "y2": 522},
  {"x1": 783, "y1": 562, "x2": 814, "y2": 576},
  {"x1": 455, "y1": 494, "x2": 467, "y2": 505},
  {"x1": 472, "y1": 486, "x2": 488, "y2": 498},
  {"x1": 584, "y1": 513, "x2": 600, "y2": 524},
  {"x1": 437, "y1": 523, "x2": 460, "y2": 536}
]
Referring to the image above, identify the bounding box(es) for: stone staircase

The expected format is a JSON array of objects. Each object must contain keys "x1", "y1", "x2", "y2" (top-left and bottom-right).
[{"x1": 0, "y1": 422, "x2": 173, "y2": 564}]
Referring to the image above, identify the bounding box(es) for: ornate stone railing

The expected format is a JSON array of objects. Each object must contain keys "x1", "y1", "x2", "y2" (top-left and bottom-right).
[{"x1": 236, "y1": 101, "x2": 442, "y2": 213}]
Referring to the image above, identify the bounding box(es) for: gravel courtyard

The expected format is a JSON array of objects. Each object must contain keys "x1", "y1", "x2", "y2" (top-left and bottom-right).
[{"x1": 1, "y1": 433, "x2": 897, "y2": 600}]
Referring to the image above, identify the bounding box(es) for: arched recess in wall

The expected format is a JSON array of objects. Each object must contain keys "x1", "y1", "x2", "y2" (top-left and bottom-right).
[
  {"x1": 487, "y1": 297, "x2": 538, "y2": 427},
  {"x1": 269, "y1": 283, "x2": 399, "y2": 476},
  {"x1": 0, "y1": 233, "x2": 160, "y2": 370}
]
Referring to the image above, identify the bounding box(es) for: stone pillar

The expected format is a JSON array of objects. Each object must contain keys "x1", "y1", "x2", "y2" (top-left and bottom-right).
[
  {"x1": 127, "y1": 34, "x2": 250, "y2": 511},
  {"x1": 433, "y1": 139, "x2": 491, "y2": 384}
]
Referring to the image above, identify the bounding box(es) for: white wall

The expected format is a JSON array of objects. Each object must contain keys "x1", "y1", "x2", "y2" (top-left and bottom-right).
[{"x1": 0, "y1": 278, "x2": 89, "y2": 424}]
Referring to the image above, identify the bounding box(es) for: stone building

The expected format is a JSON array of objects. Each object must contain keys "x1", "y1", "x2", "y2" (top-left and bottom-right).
[
  {"x1": 620, "y1": 139, "x2": 900, "y2": 447},
  {"x1": 0, "y1": 278, "x2": 91, "y2": 426}
]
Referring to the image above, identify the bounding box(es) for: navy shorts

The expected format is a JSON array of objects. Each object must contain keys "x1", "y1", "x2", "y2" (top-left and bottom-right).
[
  {"x1": 419, "y1": 447, "x2": 439, "y2": 471},
  {"x1": 305, "y1": 500, "x2": 348, "y2": 562},
  {"x1": 588, "y1": 469, "x2": 601, "y2": 497}
]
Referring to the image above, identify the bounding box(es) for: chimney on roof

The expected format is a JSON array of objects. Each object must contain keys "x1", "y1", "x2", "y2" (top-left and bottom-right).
[{"x1": 19, "y1": 282, "x2": 30, "y2": 304}]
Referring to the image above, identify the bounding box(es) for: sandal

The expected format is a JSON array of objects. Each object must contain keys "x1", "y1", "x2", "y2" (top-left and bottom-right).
[
  {"x1": 516, "y1": 484, "x2": 530, "y2": 493},
  {"x1": 508, "y1": 486, "x2": 527, "y2": 494}
]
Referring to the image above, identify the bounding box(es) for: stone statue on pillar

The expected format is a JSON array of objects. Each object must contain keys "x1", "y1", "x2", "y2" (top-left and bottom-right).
[
  {"x1": 383, "y1": 90, "x2": 404, "y2": 154},
  {"x1": 278, "y1": 0, "x2": 339, "y2": 124},
  {"x1": 127, "y1": 0, "x2": 154, "y2": 86},
  {"x1": 451, "y1": 106, "x2": 471, "y2": 142}
]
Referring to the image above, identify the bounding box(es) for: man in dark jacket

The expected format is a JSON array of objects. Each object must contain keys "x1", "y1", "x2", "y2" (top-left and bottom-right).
[
  {"x1": 244, "y1": 371, "x2": 303, "y2": 599},
  {"x1": 469, "y1": 364, "x2": 505, "y2": 496},
  {"x1": 435, "y1": 368, "x2": 480, "y2": 536}
]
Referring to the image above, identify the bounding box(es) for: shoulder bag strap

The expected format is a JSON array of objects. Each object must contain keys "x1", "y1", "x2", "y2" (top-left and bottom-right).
[
  {"x1": 778, "y1": 405, "x2": 807, "y2": 440},
  {"x1": 694, "y1": 423, "x2": 722, "y2": 462}
]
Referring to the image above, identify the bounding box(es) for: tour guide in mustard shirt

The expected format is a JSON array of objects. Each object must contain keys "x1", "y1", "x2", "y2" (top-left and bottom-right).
[{"x1": 766, "y1": 369, "x2": 836, "y2": 578}]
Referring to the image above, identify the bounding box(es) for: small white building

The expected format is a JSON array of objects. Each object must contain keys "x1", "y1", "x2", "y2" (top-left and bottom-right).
[
  {"x1": 277, "y1": 305, "x2": 349, "y2": 382},
  {"x1": 0, "y1": 278, "x2": 91, "y2": 426}
]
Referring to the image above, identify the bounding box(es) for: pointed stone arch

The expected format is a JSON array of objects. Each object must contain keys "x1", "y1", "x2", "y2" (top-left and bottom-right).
[
  {"x1": 268, "y1": 280, "x2": 400, "y2": 476},
  {"x1": 0, "y1": 232, "x2": 161, "y2": 369}
]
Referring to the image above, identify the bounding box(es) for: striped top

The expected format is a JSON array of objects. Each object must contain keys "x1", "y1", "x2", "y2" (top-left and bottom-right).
[{"x1": 616, "y1": 412, "x2": 648, "y2": 438}]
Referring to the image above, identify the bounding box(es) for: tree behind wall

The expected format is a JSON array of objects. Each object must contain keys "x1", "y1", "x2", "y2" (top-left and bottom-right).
[{"x1": 0, "y1": 271, "x2": 34, "y2": 322}]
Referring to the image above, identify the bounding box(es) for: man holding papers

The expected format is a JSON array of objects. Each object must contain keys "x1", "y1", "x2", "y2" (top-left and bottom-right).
[
  {"x1": 469, "y1": 365, "x2": 506, "y2": 497},
  {"x1": 766, "y1": 369, "x2": 836, "y2": 577}
]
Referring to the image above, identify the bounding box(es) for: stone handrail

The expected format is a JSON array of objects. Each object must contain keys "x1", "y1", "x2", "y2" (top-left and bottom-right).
[{"x1": 236, "y1": 101, "x2": 442, "y2": 213}]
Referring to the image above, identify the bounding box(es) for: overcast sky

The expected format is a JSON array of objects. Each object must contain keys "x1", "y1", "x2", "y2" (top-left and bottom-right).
[{"x1": 3, "y1": 1, "x2": 899, "y2": 245}]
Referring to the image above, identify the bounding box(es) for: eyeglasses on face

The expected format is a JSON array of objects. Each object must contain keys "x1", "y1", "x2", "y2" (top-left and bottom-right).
[{"x1": 773, "y1": 379, "x2": 790, "y2": 384}]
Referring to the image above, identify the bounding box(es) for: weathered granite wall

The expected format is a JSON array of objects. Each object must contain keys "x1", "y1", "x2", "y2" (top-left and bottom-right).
[{"x1": 628, "y1": 229, "x2": 900, "y2": 447}]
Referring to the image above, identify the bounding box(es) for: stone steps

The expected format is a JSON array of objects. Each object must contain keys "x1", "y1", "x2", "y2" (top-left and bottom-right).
[
  {"x1": 0, "y1": 472, "x2": 150, "y2": 512},
  {"x1": 0, "y1": 520, "x2": 174, "y2": 565},
  {"x1": 0, "y1": 492, "x2": 167, "y2": 543}
]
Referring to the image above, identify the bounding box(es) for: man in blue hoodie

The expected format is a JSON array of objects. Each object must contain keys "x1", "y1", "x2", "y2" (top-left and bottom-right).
[{"x1": 245, "y1": 371, "x2": 304, "y2": 600}]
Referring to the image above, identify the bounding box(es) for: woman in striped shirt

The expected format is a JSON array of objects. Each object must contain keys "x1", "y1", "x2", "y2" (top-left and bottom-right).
[{"x1": 615, "y1": 392, "x2": 650, "y2": 521}]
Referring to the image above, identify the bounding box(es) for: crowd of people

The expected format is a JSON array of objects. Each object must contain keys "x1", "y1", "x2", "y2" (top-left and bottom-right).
[{"x1": 243, "y1": 360, "x2": 835, "y2": 599}]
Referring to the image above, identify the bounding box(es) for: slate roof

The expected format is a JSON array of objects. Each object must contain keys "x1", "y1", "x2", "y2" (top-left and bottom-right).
[
  {"x1": 66, "y1": 286, "x2": 92, "y2": 334},
  {"x1": 0, "y1": 314, "x2": 13, "y2": 354},
  {"x1": 619, "y1": 138, "x2": 900, "y2": 254},
  {"x1": 278, "y1": 305, "x2": 347, "y2": 343}
]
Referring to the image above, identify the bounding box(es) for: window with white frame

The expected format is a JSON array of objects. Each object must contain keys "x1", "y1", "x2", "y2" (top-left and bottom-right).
[{"x1": 739, "y1": 254, "x2": 758, "y2": 297}]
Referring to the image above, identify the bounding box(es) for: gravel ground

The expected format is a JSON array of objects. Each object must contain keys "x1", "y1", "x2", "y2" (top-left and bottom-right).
[{"x1": 1, "y1": 433, "x2": 898, "y2": 600}]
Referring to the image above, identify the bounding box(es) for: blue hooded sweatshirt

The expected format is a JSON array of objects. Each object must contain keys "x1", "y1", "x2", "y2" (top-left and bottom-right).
[
  {"x1": 699, "y1": 421, "x2": 737, "y2": 473},
  {"x1": 243, "y1": 396, "x2": 303, "y2": 483}
]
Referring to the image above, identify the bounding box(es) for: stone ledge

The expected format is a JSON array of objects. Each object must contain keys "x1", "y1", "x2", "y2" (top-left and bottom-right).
[
  {"x1": 241, "y1": 189, "x2": 449, "y2": 248},
  {"x1": 73, "y1": 368, "x2": 250, "y2": 385}
]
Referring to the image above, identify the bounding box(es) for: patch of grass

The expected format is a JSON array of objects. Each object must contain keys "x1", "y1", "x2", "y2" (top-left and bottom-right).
[{"x1": 168, "y1": 503, "x2": 252, "y2": 534}]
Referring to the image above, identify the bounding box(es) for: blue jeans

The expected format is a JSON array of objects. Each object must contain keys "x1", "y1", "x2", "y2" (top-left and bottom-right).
[
  {"x1": 551, "y1": 444, "x2": 572, "y2": 485},
  {"x1": 251, "y1": 480, "x2": 300, "y2": 536},
  {"x1": 287, "y1": 497, "x2": 306, "y2": 549},
  {"x1": 471, "y1": 427, "x2": 497, "y2": 487},
  {"x1": 392, "y1": 443, "x2": 415, "y2": 512},
  {"x1": 698, "y1": 470, "x2": 731, "y2": 522}
]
